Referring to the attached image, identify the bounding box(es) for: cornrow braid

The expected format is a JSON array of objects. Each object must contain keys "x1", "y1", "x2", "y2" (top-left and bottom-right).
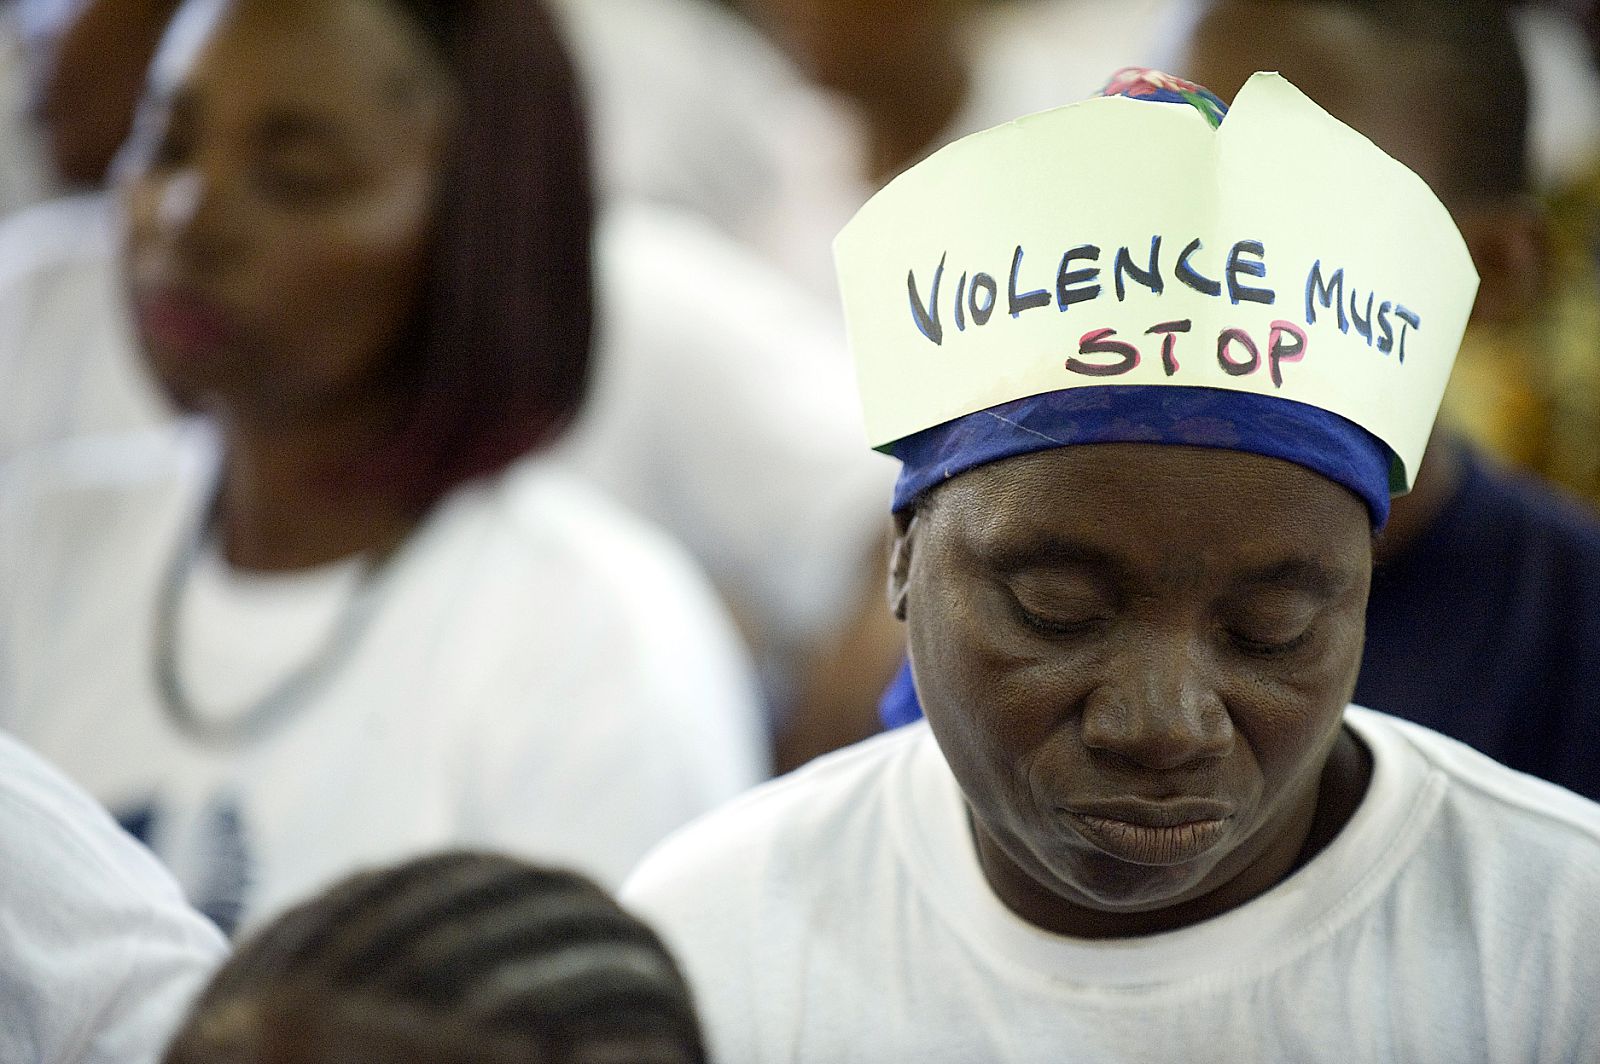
[
  {"x1": 170, "y1": 853, "x2": 706, "y2": 1064},
  {"x1": 167, "y1": 989, "x2": 547, "y2": 1064}
]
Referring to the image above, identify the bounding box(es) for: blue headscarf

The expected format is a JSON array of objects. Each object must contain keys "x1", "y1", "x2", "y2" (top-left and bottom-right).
[{"x1": 879, "y1": 70, "x2": 1395, "y2": 729}]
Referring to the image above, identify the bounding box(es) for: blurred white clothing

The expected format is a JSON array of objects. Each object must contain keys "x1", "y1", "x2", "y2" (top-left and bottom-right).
[
  {"x1": 958, "y1": 0, "x2": 1190, "y2": 127},
  {"x1": 0, "y1": 6, "x2": 49, "y2": 219},
  {"x1": 0, "y1": 419, "x2": 766, "y2": 930},
  {"x1": 552, "y1": 0, "x2": 837, "y2": 246},
  {"x1": 1515, "y1": 4, "x2": 1600, "y2": 188},
  {"x1": 13, "y1": 0, "x2": 87, "y2": 44},
  {"x1": 624, "y1": 708, "x2": 1600, "y2": 1064},
  {"x1": 0, "y1": 194, "x2": 893, "y2": 694},
  {"x1": 0, "y1": 194, "x2": 165, "y2": 455},
  {"x1": 557, "y1": 204, "x2": 893, "y2": 658},
  {"x1": 0, "y1": 726, "x2": 226, "y2": 1063}
]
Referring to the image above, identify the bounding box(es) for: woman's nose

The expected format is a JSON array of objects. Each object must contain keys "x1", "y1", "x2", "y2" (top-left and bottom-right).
[
  {"x1": 151, "y1": 167, "x2": 233, "y2": 270},
  {"x1": 1080, "y1": 635, "x2": 1233, "y2": 771}
]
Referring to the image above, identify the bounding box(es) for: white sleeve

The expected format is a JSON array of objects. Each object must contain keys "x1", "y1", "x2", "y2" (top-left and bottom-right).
[{"x1": 0, "y1": 732, "x2": 227, "y2": 1064}]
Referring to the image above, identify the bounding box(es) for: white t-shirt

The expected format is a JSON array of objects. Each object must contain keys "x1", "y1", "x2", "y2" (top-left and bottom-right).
[
  {"x1": 0, "y1": 727, "x2": 226, "y2": 1064},
  {"x1": 0, "y1": 195, "x2": 893, "y2": 682},
  {"x1": 623, "y1": 708, "x2": 1600, "y2": 1064},
  {"x1": 0, "y1": 420, "x2": 767, "y2": 930}
]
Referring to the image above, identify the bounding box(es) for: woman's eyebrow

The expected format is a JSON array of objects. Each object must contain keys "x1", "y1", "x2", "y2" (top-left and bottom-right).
[
  {"x1": 981, "y1": 535, "x2": 1124, "y2": 577},
  {"x1": 1229, "y1": 559, "x2": 1346, "y2": 597}
]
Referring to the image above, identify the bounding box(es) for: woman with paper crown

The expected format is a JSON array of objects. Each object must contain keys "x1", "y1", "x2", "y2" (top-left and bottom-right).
[{"x1": 623, "y1": 70, "x2": 1600, "y2": 1064}]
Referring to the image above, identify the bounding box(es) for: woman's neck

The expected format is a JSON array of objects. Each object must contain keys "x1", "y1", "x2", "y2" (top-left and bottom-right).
[{"x1": 212, "y1": 404, "x2": 423, "y2": 572}]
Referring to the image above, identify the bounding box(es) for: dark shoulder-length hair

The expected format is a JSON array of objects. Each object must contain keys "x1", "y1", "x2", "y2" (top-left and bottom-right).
[{"x1": 373, "y1": 0, "x2": 594, "y2": 507}]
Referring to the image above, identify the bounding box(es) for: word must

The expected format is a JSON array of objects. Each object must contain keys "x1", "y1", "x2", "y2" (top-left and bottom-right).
[{"x1": 1304, "y1": 261, "x2": 1421, "y2": 362}]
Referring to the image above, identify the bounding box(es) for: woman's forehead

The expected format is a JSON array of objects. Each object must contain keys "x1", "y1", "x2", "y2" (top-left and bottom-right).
[
  {"x1": 926, "y1": 443, "x2": 1369, "y2": 568},
  {"x1": 151, "y1": 0, "x2": 446, "y2": 115}
]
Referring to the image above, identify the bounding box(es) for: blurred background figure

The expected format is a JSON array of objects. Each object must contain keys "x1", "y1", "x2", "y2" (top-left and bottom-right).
[
  {"x1": 548, "y1": 0, "x2": 840, "y2": 271},
  {"x1": 0, "y1": 0, "x2": 766, "y2": 933},
  {"x1": 0, "y1": 0, "x2": 904, "y2": 772},
  {"x1": 164, "y1": 852, "x2": 705, "y2": 1064},
  {"x1": 1177, "y1": 0, "x2": 1600, "y2": 799},
  {"x1": 21, "y1": 0, "x2": 180, "y2": 188},
  {"x1": 0, "y1": 727, "x2": 225, "y2": 1064},
  {"x1": 735, "y1": 0, "x2": 1172, "y2": 185},
  {"x1": 1520, "y1": 0, "x2": 1600, "y2": 506},
  {"x1": 2, "y1": 0, "x2": 1597, "y2": 786},
  {"x1": 1516, "y1": 0, "x2": 1600, "y2": 192},
  {"x1": 729, "y1": 0, "x2": 1186, "y2": 293},
  {"x1": 546, "y1": 207, "x2": 900, "y2": 769}
]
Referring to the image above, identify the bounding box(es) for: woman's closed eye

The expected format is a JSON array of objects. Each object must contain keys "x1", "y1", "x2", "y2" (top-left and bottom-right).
[
  {"x1": 1006, "y1": 576, "x2": 1114, "y2": 637},
  {"x1": 1227, "y1": 626, "x2": 1314, "y2": 657},
  {"x1": 252, "y1": 142, "x2": 361, "y2": 202},
  {"x1": 253, "y1": 114, "x2": 363, "y2": 204},
  {"x1": 1222, "y1": 594, "x2": 1320, "y2": 657},
  {"x1": 255, "y1": 161, "x2": 349, "y2": 201}
]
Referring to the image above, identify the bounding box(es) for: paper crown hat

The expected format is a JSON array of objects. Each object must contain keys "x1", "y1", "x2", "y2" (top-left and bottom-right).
[{"x1": 834, "y1": 71, "x2": 1480, "y2": 501}]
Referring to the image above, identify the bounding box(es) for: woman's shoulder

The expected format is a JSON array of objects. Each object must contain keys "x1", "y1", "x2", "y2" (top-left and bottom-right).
[
  {"x1": 0, "y1": 728, "x2": 226, "y2": 1064},
  {"x1": 0, "y1": 727, "x2": 194, "y2": 907},
  {"x1": 624, "y1": 724, "x2": 935, "y2": 901},
  {"x1": 1351, "y1": 706, "x2": 1600, "y2": 871}
]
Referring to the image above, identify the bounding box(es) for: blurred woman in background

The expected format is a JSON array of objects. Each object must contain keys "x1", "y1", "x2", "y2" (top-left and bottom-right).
[
  {"x1": 165, "y1": 852, "x2": 705, "y2": 1064},
  {"x1": 0, "y1": 0, "x2": 764, "y2": 931},
  {"x1": 0, "y1": 0, "x2": 904, "y2": 775}
]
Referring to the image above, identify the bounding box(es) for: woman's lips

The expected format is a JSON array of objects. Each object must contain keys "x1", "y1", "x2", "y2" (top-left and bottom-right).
[
  {"x1": 135, "y1": 288, "x2": 239, "y2": 361},
  {"x1": 1060, "y1": 799, "x2": 1235, "y2": 866}
]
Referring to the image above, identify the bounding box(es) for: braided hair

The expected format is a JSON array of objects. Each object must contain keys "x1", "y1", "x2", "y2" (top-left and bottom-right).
[
  {"x1": 166, "y1": 989, "x2": 546, "y2": 1064},
  {"x1": 165, "y1": 853, "x2": 706, "y2": 1064}
]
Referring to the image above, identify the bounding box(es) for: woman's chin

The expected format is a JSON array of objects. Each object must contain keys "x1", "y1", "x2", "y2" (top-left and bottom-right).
[{"x1": 1042, "y1": 845, "x2": 1224, "y2": 915}]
